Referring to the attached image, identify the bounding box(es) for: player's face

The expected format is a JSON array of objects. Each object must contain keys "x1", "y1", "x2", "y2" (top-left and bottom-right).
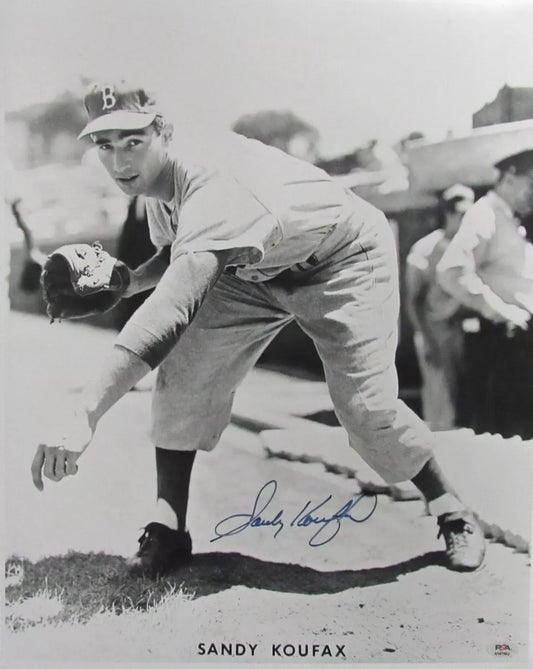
[{"x1": 92, "y1": 126, "x2": 169, "y2": 196}]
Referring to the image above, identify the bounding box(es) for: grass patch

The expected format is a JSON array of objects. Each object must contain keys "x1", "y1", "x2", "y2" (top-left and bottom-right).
[
  {"x1": 7, "y1": 589, "x2": 64, "y2": 629},
  {"x1": 5, "y1": 552, "x2": 193, "y2": 630}
]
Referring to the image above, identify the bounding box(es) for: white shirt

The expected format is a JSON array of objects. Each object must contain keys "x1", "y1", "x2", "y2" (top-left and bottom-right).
[
  {"x1": 406, "y1": 229, "x2": 462, "y2": 322},
  {"x1": 437, "y1": 190, "x2": 533, "y2": 320}
]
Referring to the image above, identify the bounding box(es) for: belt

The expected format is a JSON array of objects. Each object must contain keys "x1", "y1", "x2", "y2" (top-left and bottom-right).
[{"x1": 224, "y1": 222, "x2": 342, "y2": 280}]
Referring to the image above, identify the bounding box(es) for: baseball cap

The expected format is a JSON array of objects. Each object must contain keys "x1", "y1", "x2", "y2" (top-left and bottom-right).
[
  {"x1": 442, "y1": 183, "x2": 475, "y2": 212},
  {"x1": 77, "y1": 80, "x2": 159, "y2": 139},
  {"x1": 494, "y1": 149, "x2": 533, "y2": 175}
]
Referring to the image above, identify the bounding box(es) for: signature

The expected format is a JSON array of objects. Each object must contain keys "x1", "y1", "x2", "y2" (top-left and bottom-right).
[{"x1": 211, "y1": 480, "x2": 377, "y2": 547}]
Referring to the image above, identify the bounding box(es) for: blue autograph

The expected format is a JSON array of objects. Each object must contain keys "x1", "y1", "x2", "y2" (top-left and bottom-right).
[{"x1": 211, "y1": 480, "x2": 377, "y2": 547}]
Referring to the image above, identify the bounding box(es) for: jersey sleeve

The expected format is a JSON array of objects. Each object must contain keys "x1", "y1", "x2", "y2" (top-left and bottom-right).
[
  {"x1": 145, "y1": 198, "x2": 176, "y2": 249},
  {"x1": 171, "y1": 162, "x2": 282, "y2": 267},
  {"x1": 114, "y1": 249, "x2": 228, "y2": 369}
]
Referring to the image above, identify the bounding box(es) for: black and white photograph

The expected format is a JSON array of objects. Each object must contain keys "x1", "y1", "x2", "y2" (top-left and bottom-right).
[{"x1": 2, "y1": 0, "x2": 532, "y2": 667}]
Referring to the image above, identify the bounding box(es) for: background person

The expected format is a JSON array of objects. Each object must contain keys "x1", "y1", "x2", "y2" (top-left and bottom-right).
[
  {"x1": 437, "y1": 150, "x2": 533, "y2": 439},
  {"x1": 406, "y1": 184, "x2": 475, "y2": 430},
  {"x1": 9, "y1": 198, "x2": 47, "y2": 292},
  {"x1": 5, "y1": 163, "x2": 47, "y2": 293}
]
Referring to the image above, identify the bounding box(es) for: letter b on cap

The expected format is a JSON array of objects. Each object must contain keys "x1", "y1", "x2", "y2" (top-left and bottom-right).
[{"x1": 101, "y1": 86, "x2": 117, "y2": 110}]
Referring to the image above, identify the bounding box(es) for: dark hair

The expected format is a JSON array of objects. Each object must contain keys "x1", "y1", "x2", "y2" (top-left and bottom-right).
[
  {"x1": 495, "y1": 149, "x2": 533, "y2": 175},
  {"x1": 152, "y1": 114, "x2": 167, "y2": 134}
]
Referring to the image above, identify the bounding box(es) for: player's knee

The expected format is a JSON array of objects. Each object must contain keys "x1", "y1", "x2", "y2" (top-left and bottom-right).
[{"x1": 345, "y1": 403, "x2": 398, "y2": 438}]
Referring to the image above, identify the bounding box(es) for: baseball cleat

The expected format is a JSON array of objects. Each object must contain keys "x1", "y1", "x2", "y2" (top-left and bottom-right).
[
  {"x1": 126, "y1": 522, "x2": 192, "y2": 576},
  {"x1": 437, "y1": 511, "x2": 486, "y2": 571}
]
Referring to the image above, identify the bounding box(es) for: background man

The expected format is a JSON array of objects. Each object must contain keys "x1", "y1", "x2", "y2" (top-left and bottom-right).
[
  {"x1": 438, "y1": 150, "x2": 533, "y2": 438},
  {"x1": 32, "y1": 80, "x2": 485, "y2": 575},
  {"x1": 406, "y1": 184, "x2": 474, "y2": 430}
]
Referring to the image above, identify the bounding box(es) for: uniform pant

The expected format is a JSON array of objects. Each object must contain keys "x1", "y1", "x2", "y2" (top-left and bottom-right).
[{"x1": 151, "y1": 210, "x2": 435, "y2": 484}]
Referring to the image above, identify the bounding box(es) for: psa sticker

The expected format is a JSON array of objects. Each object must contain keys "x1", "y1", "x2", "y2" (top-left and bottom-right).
[{"x1": 491, "y1": 643, "x2": 515, "y2": 657}]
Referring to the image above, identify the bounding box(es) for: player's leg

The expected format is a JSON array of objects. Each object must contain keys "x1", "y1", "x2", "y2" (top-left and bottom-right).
[
  {"x1": 129, "y1": 274, "x2": 292, "y2": 574},
  {"x1": 127, "y1": 449, "x2": 196, "y2": 576},
  {"x1": 155, "y1": 449, "x2": 196, "y2": 532},
  {"x1": 280, "y1": 210, "x2": 485, "y2": 570}
]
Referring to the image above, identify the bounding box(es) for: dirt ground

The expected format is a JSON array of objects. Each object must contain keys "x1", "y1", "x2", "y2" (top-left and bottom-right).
[{"x1": 3, "y1": 313, "x2": 532, "y2": 666}]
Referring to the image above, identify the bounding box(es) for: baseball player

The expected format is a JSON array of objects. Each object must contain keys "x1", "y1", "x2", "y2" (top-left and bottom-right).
[{"x1": 32, "y1": 80, "x2": 485, "y2": 574}]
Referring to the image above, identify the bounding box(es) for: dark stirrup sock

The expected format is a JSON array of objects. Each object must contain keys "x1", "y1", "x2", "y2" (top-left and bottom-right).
[
  {"x1": 155, "y1": 448, "x2": 196, "y2": 532},
  {"x1": 410, "y1": 456, "x2": 465, "y2": 515}
]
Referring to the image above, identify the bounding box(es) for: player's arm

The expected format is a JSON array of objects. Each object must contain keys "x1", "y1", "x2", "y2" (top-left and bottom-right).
[
  {"x1": 122, "y1": 245, "x2": 171, "y2": 297},
  {"x1": 31, "y1": 248, "x2": 231, "y2": 490},
  {"x1": 90, "y1": 247, "x2": 231, "y2": 410}
]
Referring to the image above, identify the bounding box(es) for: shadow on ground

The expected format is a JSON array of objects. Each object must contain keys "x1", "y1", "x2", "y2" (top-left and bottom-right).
[{"x1": 5, "y1": 549, "x2": 445, "y2": 626}]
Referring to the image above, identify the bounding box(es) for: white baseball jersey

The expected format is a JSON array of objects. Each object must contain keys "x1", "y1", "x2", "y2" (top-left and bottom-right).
[{"x1": 145, "y1": 132, "x2": 359, "y2": 281}]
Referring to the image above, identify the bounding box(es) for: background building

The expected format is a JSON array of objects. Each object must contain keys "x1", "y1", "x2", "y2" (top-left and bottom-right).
[{"x1": 473, "y1": 85, "x2": 533, "y2": 128}]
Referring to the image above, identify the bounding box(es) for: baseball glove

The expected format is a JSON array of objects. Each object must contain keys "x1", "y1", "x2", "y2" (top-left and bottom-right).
[{"x1": 41, "y1": 241, "x2": 130, "y2": 321}]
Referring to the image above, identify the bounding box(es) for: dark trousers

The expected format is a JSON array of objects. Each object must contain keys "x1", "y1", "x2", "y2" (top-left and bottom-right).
[{"x1": 464, "y1": 319, "x2": 533, "y2": 439}]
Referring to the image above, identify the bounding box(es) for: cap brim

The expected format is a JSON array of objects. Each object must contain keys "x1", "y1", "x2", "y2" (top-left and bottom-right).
[
  {"x1": 442, "y1": 184, "x2": 475, "y2": 202},
  {"x1": 77, "y1": 111, "x2": 157, "y2": 139}
]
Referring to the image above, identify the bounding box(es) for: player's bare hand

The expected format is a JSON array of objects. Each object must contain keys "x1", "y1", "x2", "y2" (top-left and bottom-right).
[{"x1": 31, "y1": 409, "x2": 95, "y2": 491}]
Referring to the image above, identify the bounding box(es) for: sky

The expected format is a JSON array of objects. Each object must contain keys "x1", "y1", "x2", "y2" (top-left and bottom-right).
[{"x1": 2, "y1": 0, "x2": 533, "y2": 156}]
